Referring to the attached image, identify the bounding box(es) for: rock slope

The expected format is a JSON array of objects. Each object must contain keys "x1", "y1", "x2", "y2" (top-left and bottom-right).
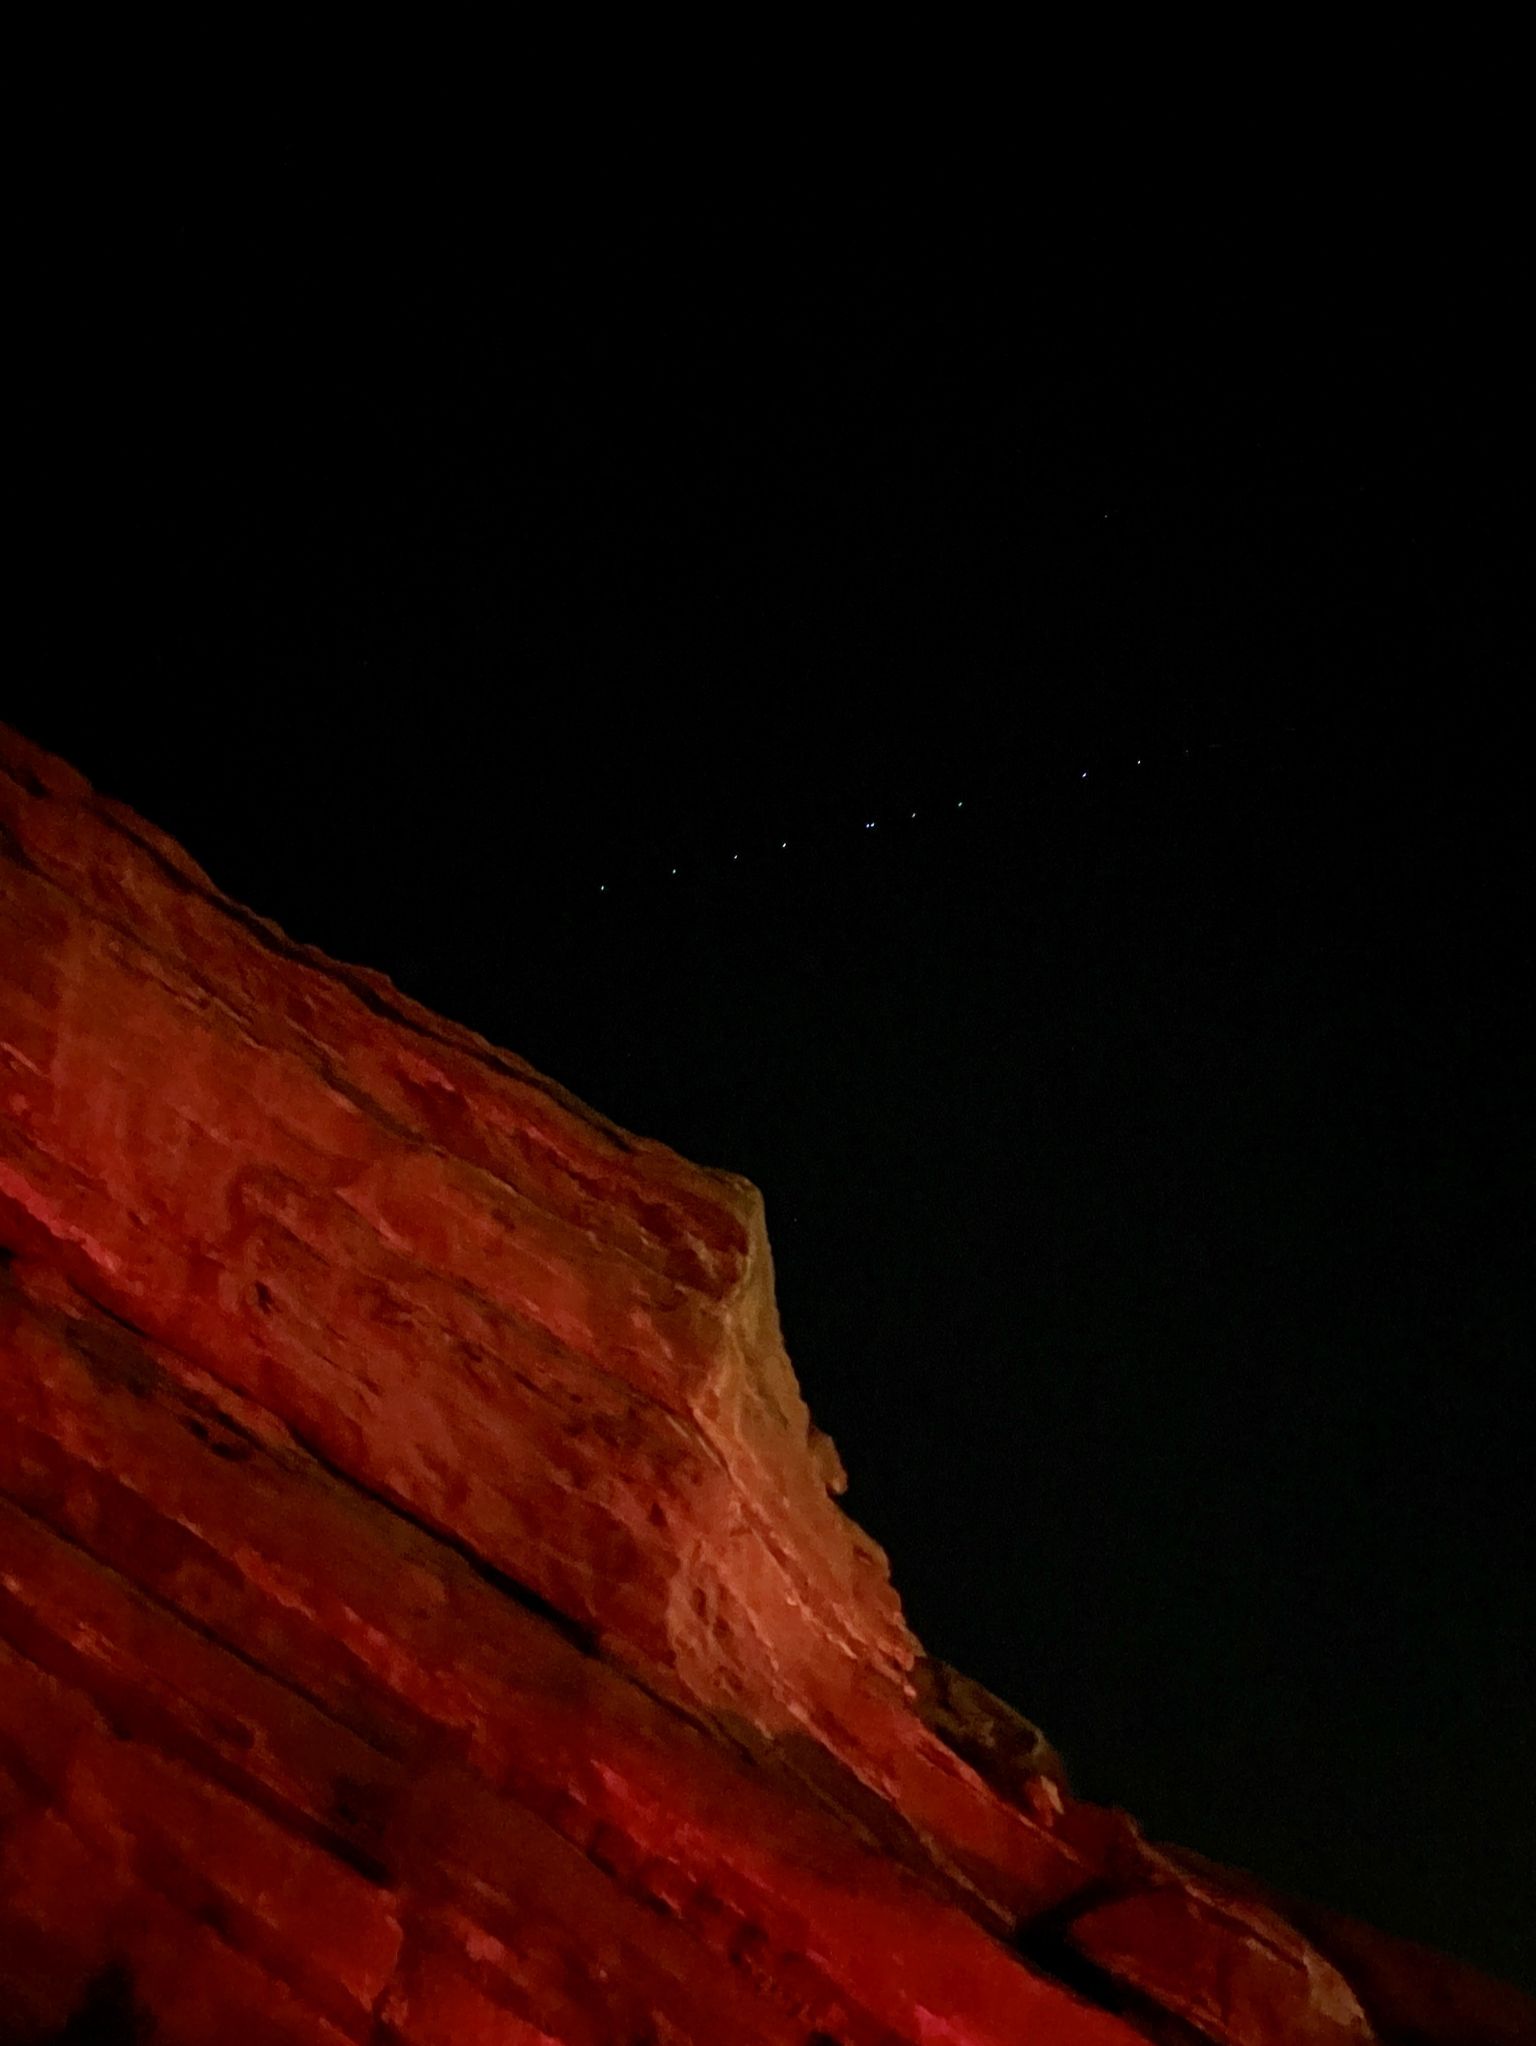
[{"x1": 1, "y1": 723, "x2": 1528, "y2": 2045}]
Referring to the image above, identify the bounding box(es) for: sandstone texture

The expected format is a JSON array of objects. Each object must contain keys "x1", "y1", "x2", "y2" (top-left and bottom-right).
[{"x1": 0, "y1": 721, "x2": 1529, "y2": 2045}]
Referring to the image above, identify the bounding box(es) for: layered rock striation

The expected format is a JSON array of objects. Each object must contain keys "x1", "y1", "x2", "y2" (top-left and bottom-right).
[{"x1": 0, "y1": 722, "x2": 1528, "y2": 2045}]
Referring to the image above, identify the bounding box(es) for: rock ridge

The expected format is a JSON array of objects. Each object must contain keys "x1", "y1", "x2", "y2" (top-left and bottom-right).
[{"x1": 1, "y1": 721, "x2": 1529, "y2": 2045}]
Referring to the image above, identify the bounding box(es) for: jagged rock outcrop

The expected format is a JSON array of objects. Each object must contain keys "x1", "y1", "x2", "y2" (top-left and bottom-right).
[{"x1": 0, "y1": 722, "x2": 1529, "y2": 2045}]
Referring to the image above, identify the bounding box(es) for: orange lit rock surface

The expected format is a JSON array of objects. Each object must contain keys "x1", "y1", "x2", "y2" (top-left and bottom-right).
[{"x1": 0, "y1": 721, "x2": 1529, "y2": 2045}]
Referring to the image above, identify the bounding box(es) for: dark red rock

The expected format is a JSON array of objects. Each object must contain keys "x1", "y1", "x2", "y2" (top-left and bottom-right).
[{"x1": 0, "y1": 721, "x2": 1528, "y2": 2044}]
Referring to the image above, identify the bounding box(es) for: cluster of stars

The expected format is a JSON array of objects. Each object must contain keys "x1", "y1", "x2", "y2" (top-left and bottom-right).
[
  {"x1": 592, "y1": 750, "x2": 1223, "y2": 892},
  {"x1": 597, "y1": 803, "x2": 976, "y2": 892}
]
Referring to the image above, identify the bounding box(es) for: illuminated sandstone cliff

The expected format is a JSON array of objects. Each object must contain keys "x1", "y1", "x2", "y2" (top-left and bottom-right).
[{"x1": 0, "y1": 723, "x2": 1528, "y2": 2044}]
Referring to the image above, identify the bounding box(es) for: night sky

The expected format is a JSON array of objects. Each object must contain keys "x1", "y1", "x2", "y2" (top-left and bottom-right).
[{"x1": 11, "y1": 170, "x2": 1531, "y2": 1986}]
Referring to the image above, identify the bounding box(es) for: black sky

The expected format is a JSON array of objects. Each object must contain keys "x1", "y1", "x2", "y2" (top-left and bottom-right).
[{"x1": 10, "y1": 169, "x2": 1531, "y2": 1984}]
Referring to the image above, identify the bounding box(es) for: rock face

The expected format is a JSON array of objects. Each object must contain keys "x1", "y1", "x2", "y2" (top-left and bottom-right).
[{"x1": 0, "y1": 721, "x2": 1529, "y2": 2046}]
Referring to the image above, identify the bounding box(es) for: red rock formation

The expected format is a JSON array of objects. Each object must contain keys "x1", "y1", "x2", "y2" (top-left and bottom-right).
[{"x1": 0, "y1": 721, "x2": 1528, "y2": 2046}]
